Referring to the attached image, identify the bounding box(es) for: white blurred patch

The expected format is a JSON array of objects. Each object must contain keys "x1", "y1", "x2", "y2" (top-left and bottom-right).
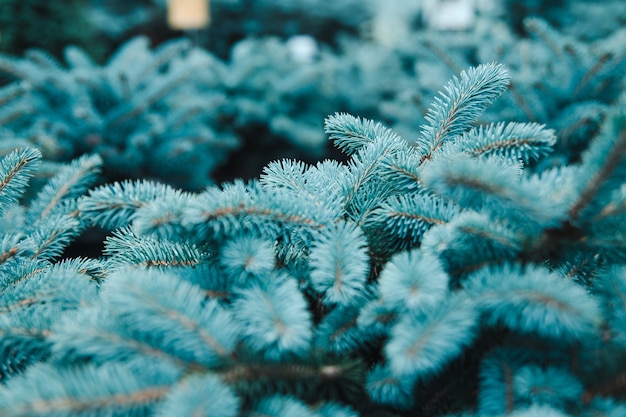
[
  {"x1": 368, "y1": 0, "x2": 478, "y2": 46},
  {"x1": 422, "y1": 0, "x2": 476, "y2": 30},
  {"x1": 286, "y1": 35, "x2": 319, "y2": 64},
  {"x1": 369, "y1": 0, "x2": 421, "y2": 46}
]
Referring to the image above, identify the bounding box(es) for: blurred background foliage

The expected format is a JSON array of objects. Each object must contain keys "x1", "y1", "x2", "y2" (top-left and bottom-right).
[
  {"x1": 0, "y1": 0, "x2": 104, "y2": 62},
  {"x1": 0, "y1": 0, "x2": 625, "y2": 185}
]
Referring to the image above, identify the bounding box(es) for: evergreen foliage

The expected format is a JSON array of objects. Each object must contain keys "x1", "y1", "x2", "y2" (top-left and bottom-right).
[
  {"x1": 0, "y1": 0, "x2": 101, "y2": 62},
  {"x1": 412, "y1": 15, "x2": 626, "y2": 167},
  {"x1": 0, "y1": 148, "x2": 104, "y2": 382},
  {"x1": 2, "y1": 8, "x2": 622, "y2": 186},
  {"x1": 0, "y1": 37, "x2": 239, "y2": 189},
  {"x1": 0, "y1": 62, "x2": 625, "y2": 416}
]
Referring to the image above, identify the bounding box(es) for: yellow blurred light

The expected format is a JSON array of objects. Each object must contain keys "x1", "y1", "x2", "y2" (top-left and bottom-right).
[{"x1": 167, "y1": 0, "x2": 210, "y2": 30}]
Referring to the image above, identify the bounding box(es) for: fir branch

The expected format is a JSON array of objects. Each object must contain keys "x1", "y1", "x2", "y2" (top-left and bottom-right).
[
  {"x1": 571, "y1": 234, "x2": 626, "y2": 264},
  {"x1": 315, "y1": 300, "x2": 377, "y2": 355},
  {"x1": 131, "y1": 193, "x2": 195, "y2": 241},
  {"x1": 0, "y1": 36, "x2": 239, "y2": 188},
  {"x1": 260, "y1": 159, "x2": 344, "y2": 220},
  {"x1": 0, "y1": 101, "x2": 34, "y2": 126},
  {"x1": 100, "y1": 269, "x2": 240, "y2": 367},
  {"x1": 28, "y1": 214, "x2": 82, "y2": 261},
  {"x1": 574, "y1": 52, "x2": 613, "y2": 97},
  {"x1": 458, "y1": 122, "x2": 556, "y2": 163},
  {"x1": 220, "y1": 235, "x2": 276, "y2": 282},
  {"x1": 340, "y1": 134, "x2": 405, "y2": 224},
  {"x1": 366, "y1": 364, "x2": 417, "y2": 410},
  {"x1": 465, "y1": 264, "x2": 601, "y2": 341},
  {"x1": 0, "y1": 327, "x2": 52, "y2": 382},
  {"x1": 478, "y1": 348, "x2": 526, "y2": 416},
  {"x1": 233, "y1": 276, "x2": 312, "y2": 360},
  {"x1": 0, "y1": 82, "x2": 30, "y2": 107},
  {"x1": 568, "y1": 111, "x2": 626, "y2": 221},
  {"x1": 105, "y1": 36, "x2": 151, "y2": 74},
  {"x1": 220, "y1": 359, "x2": 365, "y2": 405},
  {"x1": 109, "y1": 63, "x2": 203, "y2": 127},
  {"x1": 357, "y1": 297, "x2": 398, "y2": 338},
  {"x1": 421, "y1": 212, "x2": 523, "y2": 280},
  {"x1": 0, "y1": 259, "x2": 49, "y2": 292},
  {"x1": 417, "y1": 63, "x2": 510, "y2": 165},
  {"x1": 104, "y1": 227, "x2": 208, "y2": 270},
  {"x1": 0, "y1": 269, "x2": 94, "y2": 317},
  {"x1": 0, "y1": 264, "x2": 98, "y2": 381},
  {"x1": 0, "y1": 148, "x2": 41, "y2": 213},
  {"x1": 63, "y1": 46, "x2": 95, "y2": 69},
  {"x1": 513, "y1": 365, "x2": 583, "y2": 409},
  {"x1": 51, "y1": 307, "x2": 209, "y2": 372},
  {"x1": 0, "y1": 234, "x2": 36, "y2": 266},
  {"x1": 157, "y1": 374, "x2": 240, "y2": 417},
  {"x1": 50, "y1": 258, "x2": 107, "y2": 284},
  {"x1": 260, "y1": 159, "x2": 311, "y2": 193},
  {"x1": 422, "y1": 154, "x2": 566, "y2": 229},
  {"x1": 183, "y1": 181, "x2": 331, "y2": 243},
  {"x1": 385, "y1": 296, "x2": 479, "y2": 379},
  {"x1": 382, "y1": 149, "x2": 423, "y2": 193},
  {"x1": 26, "y1": 154, "x2": 101, "y2": 222},
  {"x1": 524, "y1": 18, "x2": 571, "y2": 59},
  {"x1": 554, "y1": 102, "x2": 607, "y2": 147},
  {"x1": 506, "y1": 81, "x2": 539, "y2": 122},
  {"x1": 24, "y1": 50, "x2": 63, "y2": 72},
  {"x1": 80, "y1": 180, "x2": 185, "y2": 230},
  {"x1": 0, "y1": 361, "x2": 180, "y2": 416},
  {"x1": 376, "y1": 249, "x2": 449, "y2": 316},
  {"x1": 367, "y1": 192, "x2": 460, "y2": 253},
  {"x1": 308, "y1": 221, "x2": 370, "y2": 306},
  {"x1": 420, "y1": 35, "x2": 465, "y2": 75},
  {"x1": 324, "y1": 113, "x2": 403, "y2": 156},
  {"x1": 0, "y1": 55, "x2": 42, "y2": 83}
]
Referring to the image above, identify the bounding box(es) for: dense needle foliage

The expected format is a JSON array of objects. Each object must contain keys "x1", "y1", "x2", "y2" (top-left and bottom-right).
[{"x1": 0, "y1": 62, "x2": 625, "y2": 416}]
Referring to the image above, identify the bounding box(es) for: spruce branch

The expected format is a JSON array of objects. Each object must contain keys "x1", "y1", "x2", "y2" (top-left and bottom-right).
[
  {"x1": 80, "y1": 180, "x2": 185, "y2": 230},
  {"x1": 458, "y1": 122, "x2": 556, "y2": 163},
  {"x1": 477, "y1": 348, "x2": 524, "y2": 416},
  {"x1": 0, "y1": 148, "x2": 41, "y2": 213},
  {"x1": 465, "y1": 264, "x2": 601, "y2": 340},
  {"x1": 376, "y1": 250, "x2": 449, "y2": 316},
  {"x1": 308, "y1": 221, "x2": 370, "y2": 306},
  {"x1": 315, "y1": 301, "x2": 378, "y2": 355},
  {"x1": 385, "y1": 296, "x2": 478, "y2": 380},
  {"x1": 182, "y1": 181, "x2": 331, "y2": 243},
  {"x1": 104, "y1": 227, "x2": 208, "y2": 270},
  {"x1": 417, "y1": 63, "x2": 510, "y2": 165},
  {"x1": 324, "y1": 113, "x2": 403, "y2": 156},
  {"x1": 568, "y1": 110, "x2": 626, "y2": 222},
  {"x1": 232, "y1": 276, "x2": 313, "y2": 360},
  {"x1": 0, "y1": 361, "x2": 179, "y2": 416},
  {"x1": 100, "y1": 269, "x2": 240, "y2": 367},
  {"x1": 156, "y1": 374, "x2": 240, "y2": 417},
  {"x1": 26, "y1": 153, "x2": 102, "y2": 222},
  {"x1": 367, "y1": 193, "x2": 460, "y2": 254}
]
